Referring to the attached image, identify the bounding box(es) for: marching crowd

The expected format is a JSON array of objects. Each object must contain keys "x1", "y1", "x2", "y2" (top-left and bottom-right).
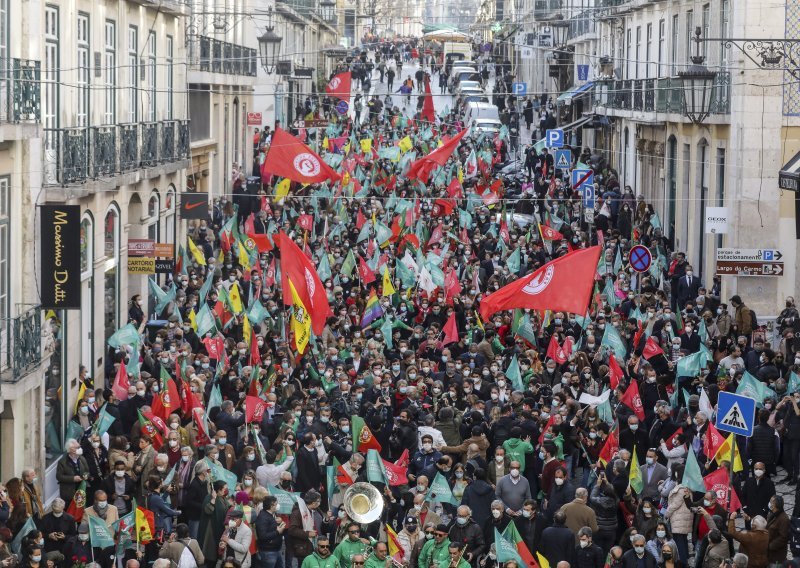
[{"x1": 1, "y1": 40, "x2": 800, "y2": 568}]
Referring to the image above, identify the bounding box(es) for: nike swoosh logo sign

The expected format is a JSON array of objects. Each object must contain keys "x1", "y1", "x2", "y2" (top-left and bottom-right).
[{"x1": 184, "y1": 201, "x2": 206, "y2": 210}]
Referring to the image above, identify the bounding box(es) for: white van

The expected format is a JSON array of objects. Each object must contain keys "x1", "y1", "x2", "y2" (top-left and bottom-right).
[{"x1": 464, "y1": 102, "x2": 500, "y2": 124}]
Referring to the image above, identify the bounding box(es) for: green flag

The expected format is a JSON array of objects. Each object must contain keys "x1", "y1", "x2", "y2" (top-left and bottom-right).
[
  {"x1": 208, "y1": 384, "x2": 223, "y2": 410},
  {"x1": 11, "y1": 517, "x2": 36, "y2": 553},
  {"x1": 366, "y1": 449, "x2": 389, "y2": 484},
  {"x1": 736, "y1": 371, "x2": 776, "y2": 405},
  {"x1": 204, "y1": 458, "x2": 238, "y2": 491},
  {"x1": 88, "y1": 513, "x2": 116, "y2": 548},
  {"x1": 247, "y1": 300, "x2": 269, "y2": 326},
  {"x1": 506, "y1": 355, "x2": 523, "y2": 391},
  {"x1": 108, "y1": 324, "x2": 140, "y2": 349},
  {"x1": 396, "y1": 260, "x2": 416, "y2": 288},
  {"x1": 676, "y1": 351, "x2": 705, "y2": 377},
  {"x1": 268, "y1": 485, "x2": 300, "y2": 514},
  {"x1": 198, "y1": 272, "x2": 214, "y2": 304},
  {"x1": 195, "y1": 304, "x2": 217, "y2": 337},
  {"x1": 317, "y1": 253, "x2": 332, "y2": 282},
  {"x1": 427, "y1": 472, "x2": 457, "y2": 505},
  {"x1": 341, "y1": 249, "x2": 356, "y2": 277},
  {"x1": 601, "y1": 324, "x2": 627, "y2": 361},
  {"x1": 494, "y1": 528, "x2": 524, "y2": 566},
  {"x1": 789, "y1": 371, "x2": 800, "y2": 394},
  {"x1": 506, "y1": 248, "x2": 521, "y2": 274},
  {"x1": 682, "y1": 448, "x2": 706, "y2": 492},
  {"x1": 93, "y1": 404, "x2": 116, "y2": 436}
]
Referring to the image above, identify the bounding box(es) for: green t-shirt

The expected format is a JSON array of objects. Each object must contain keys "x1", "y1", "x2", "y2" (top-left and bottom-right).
[
  {"x1": 502, "y1": 438, "x2": 534, "y2": 470},
  {"x1": 334, "y1": 538, "x2": 369, "y2": 568},
  {"x1": 302, "y1": 553, "x2": 342, "y2": 568},
  {"x1": 419, "y1": 537, "x2": 451, "y2": 568}
]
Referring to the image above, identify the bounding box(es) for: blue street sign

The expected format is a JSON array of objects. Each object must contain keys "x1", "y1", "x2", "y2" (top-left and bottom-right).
[
  {"x1": 545, "y1": 129, "x2": 564, "y2": 148},
  {"x1": 571, "y1": 168, "x2": 593, "y2": 189},
  {"x1": 336, "y1": 100, "x2": 350, "y2": 115},
  {"x1": 628, "y1": 244, "x2": 652, "y2": 273},
  {"x1": 577, "y1": 64, "x2": 589, "y2": 81},
  {"x1": 716, "y1": 391, "x2": 757, "y2": 437},
  {"x1": 554, "y1": 149, "x2": 571, "y2": 170},
  {"x1": 582, "y1": 184, "x2": 595, "y2": 209},
  {"x1": 512, "y1": 82, "x2": 527, "y2": 96}
]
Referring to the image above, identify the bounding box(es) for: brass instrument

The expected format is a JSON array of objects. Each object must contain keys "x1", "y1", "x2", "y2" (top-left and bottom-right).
[
  {"x1": 449, "y1": 546, "x2": 467, "y2": 568},
  {"x1": 343, "y1": 482, "x2": 385, "y2": 524}
]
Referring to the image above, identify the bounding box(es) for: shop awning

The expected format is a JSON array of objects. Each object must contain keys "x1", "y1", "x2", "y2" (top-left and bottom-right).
[
  {"x1": 556, "y1": 82, "x2": 595, "y2": 105},
  {"x1": 532, "y1": 115, "x2": 593, "y2": 151},
  {"x1": 779, "y1": 150, "x2": 800, "y2": 192}
]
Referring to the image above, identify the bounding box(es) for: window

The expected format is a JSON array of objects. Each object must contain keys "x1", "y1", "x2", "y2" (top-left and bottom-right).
[
  {"x1": 165, "y1": 186, "x2": 176, "y2": 245},
  {"x1": 148, "y1": 193, "x2": 160, "y2": 241},
  {"x1": 646, "y1": 24, "x2": 653, "y2": 78},
  {"x1": 658, "y1": 20, "x2": 665, "y2": 77},
  {"x1": 635, "y1": 26, "x2": 641, "y2": 78},
  {"x1": 77, "y1": 14, "x2": 89, "y2": 126},
  {"x1": 103, "y1": 207, "x2": 119, "y2": 343},
  {"x1": 686, "y1": 11, "x2": 694, "y2": 64},
  {"x1": 166, "y1": 36, "x2": 174, "y2": 119},
  {"x1": 80, "y1": 216, "x2": 92, "y2": 277},
  {"x1": 671, "y1": 15, "x2": 679, "y2": 74},
  {"x1": 0, "y1": 176, "x2": 8, "y2": 373},
  {"x1": 104, "y1": 21, "x2": 116, "y2": 124},
  {"x1": 702, "y1": 5, "x2": 710, "y2": 60},
  {"x1": 128, "y1": 26, "x2": 137, "y2": 123},
  {"x1": 720, "y1": 0, "x2": 730, "y2": 66},
  {"x1": 147, "y1": 31, "x2": 156, "y2": 122},
  {"x1": 0, "y1": 0, "x2": 8, "y2": 77},
  {"x1": 44, "y1": 6, "x2": 59, "y2": 183},
  {"x1": 626, "y1": 28, "x2": 632, "y2": 79}
]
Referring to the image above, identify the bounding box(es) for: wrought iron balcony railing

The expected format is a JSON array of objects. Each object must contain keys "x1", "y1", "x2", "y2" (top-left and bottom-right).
[
  {"x1": 188, "y1": 35, "x2": 258, "y2": 77},
  {"x1": 597, "y1": 73, "x2": 730, "y2": 116},
  {"x1": 90, "y1": 125, "x2": 117, "y2": 178},
  {"x1": 1, "y1": 305, "x2": 43, "y2": 381},
  {"x1": 161, "y1": 120, "x2": 176, "y2": 164},
  {"x1": 141, "y1": 122, "x2": 158, "y2": 168},
  {"x1": 0, "y1": 58, "x2": 41, "y2": 123},
  {"x1": 120, "y1": 123, "x2": 139, "y2": 172},
  {"x1": 177, "y1": 120, "x2": 190, "y2": 159}
]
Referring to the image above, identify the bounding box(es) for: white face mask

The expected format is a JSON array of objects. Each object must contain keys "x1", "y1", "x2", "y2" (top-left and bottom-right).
[
  {"x1": 492, "y1": 510, "x2": 502, "y2": 519},
  {"x1": 495, "y1": 455, "x2": 504, "y2": 463},
  {"x1": 510, "y1": 468, "x2": 520, "y2": 478},
  {"x1": 115, "y1": 470, "x2": 126, "y2": 478},
  {"x1": 554, "y1": 477, "x2": 564, "y2": 486}
]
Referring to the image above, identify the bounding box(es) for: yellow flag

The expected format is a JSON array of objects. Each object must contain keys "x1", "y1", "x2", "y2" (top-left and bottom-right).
[
  {"x1": 274, "y1": 178, "x2": 291, "y2": 203},
  {"x1": 216, "y1": 248, "x2": 224, "y2": 265},
  {"x1": 360, "y1": 138, "x2": 372, "y2": 153},
  {"x1": 229, "y1": 282, "x2": 243, "y2": 314},
  {"x1": 343, "y1": 142, "x2": 351, "y2": 154},
  {"x1": 342, "y1": 172, "x2": 351, "y2": 187},
  {"x1": 437, "y1": 139, "x2": 444, "y2": 148},
  {"x1": 715, "y1": 433, "x2": 744, "y2": 472},
  {"x1": 322, "y1": 136, "x2": 329, "y2": 150},
  {"x1": 289, "y1": 279, "x2": 311, "y2": 354},
  {"x1": 243, "y1": 314, "x2": 252, "y2": 347},
  {"x1": 187, "y1": 237, "x2": 206, "y2": 266},
  {"x1": 238, "y1": 240, "x2": 251, "y2": 272},
  {"x1": 135, "y1": 507, "x2": 153, "y2": 543},
  {"x1": 75, "y1": 381, "x2": 86, "y2": 413},
  {"x1": 536, "y1": 552, "x2": 550, "y2": 568},
  {"x1": 457, "y1": 167, "x2": 464, "y2": 183},
  {"x1": 188, "y1": 309, "x2": 197, "y2": 332},
  {"x1": 386, "y1": 524, "x2": 402, "y2": 558},
  {"x1": 398, "y1": 136, "x2": 412, "y2": 153},
  {"x1": 382, "y1": 268, "x2": 396, "y2": 297}
]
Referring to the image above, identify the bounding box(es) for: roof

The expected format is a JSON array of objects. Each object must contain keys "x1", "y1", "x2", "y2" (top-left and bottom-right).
[
  {"x1": 779, "y1": 150, "x2": 800, "y2": 192},
  {"x1": 556, "y1": 81, "x2": 596, "y2": 105}
]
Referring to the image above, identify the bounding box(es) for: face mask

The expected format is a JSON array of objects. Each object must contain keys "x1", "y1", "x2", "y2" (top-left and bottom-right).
[
  {"x1": 645, "y1": 457, "x2": 654, "y2": 465},
  {"x1": 634, "y1": 547, "x2": 645, "y2": 555},
  {"x1": 137, "y1": 389, "x2": 146, "y2": 397},
  {"x1": 416, "y1": 486, "x2": 426, "y2": 494},
  {"x1": 703, "y1": 499, "x2": 712, "y2": 507},
  {"x1": 115, "y1": 470, "x2": 126, "y2": 478},
  {"x1": 181, "y1": 455, "x2": 190, "y2": 463},
  {"x1": 642, "y1": 507, "x2": 652, "y2": 514},
  {"x1": 579, "y1": 540, "x2": 589, "y2": 548},
  {"x1": 589, "y1": 432, "x2": 597, "y2": 439},
  {"x1": 630, "y1": 424, "x2": 638, "y2": 431},
  {"x1": 456, "y1": 517, "x2": 468, "y2": 525},
  {"x1": 53, "y1": 511, "x2": 63, "y2": 517},
  {"x1": 497, "y1": 380, "x2": 506, "y2": 388},
  {"x1": 169, "y1": 440, "x2": 178, "y2": 448},
  {"x1": 554, "y1": 477, "x2": 564, "y2": 486},
  {"x1": 455, "y1": 471, "x2": 464, "y2": 479},
  {"x1": 320, "y1": 416, "x2": 330, "y2": 424},
  {"x1": 754, "y1": 469, "x2": 764, "y2": 477},
  {"x1": 656, "y1": 530, "x2": 666, "y2": 539},
  {"x1": 97, "y1": 500, "x2": 108, "y2": 509},
  {"x1": 492, "y1": 510, "x2": 502, "y2": 519},
  {"x1": 79, "y1": 534, "x2": 89, "y2": 542},
  {"x1": 228, "y1": 520, "x2": 237, "y2": 529},
  {"x1": 425, "y1": 532, "x2": 434, "y2": 540},
  {"x1": 399, "y1": 387, "x2": 408, "y2": 394},
  {"x1": 218, "y1": 438, "x2": 227, "y2": 446},
  {"x1": 510, "y1": 468, "x2": 520, "y2": 478},
  {"x1": 80, "y1": 406, "x2": 89, "y2": 415}
]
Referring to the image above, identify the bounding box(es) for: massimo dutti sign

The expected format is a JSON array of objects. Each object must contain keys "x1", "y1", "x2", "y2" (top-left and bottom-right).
[{"x1": 40, "y1": 205, "x2": 81, "y2": 309}]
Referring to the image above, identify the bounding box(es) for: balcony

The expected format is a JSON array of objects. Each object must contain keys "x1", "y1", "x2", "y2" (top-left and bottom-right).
[
  {"x1": 44, "y1": 119, "x2": 190, "y2": 186},
  {"x1": 597, "y1": 73, "x2": 731, "y2": 116},
  {"x1": 567, "y1": 13, "x2": 595, "y2": 40},
  {"x1": 533, "y1": 0, "x2": 563, "y2": 20},
  {"x1": 0, "y1": 306, "x2": 43, "y2": 382},
  {"x1": 188, "y1": 35, "x2": 258, "y2": 77}
]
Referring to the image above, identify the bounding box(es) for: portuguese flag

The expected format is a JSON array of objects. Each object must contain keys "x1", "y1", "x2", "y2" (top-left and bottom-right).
[
  {"x1": 351, "y1": 415, "x2": 381, "y2": 452},
  {"x1": 501, "y1": 522, "x2": 540, "y2": 568},
  {"x1": 66, "y1": 480, "x2": 87, "y2": 523},
  {"x1": 137, "y1": 409, "x2": 164, "y2": 449}
]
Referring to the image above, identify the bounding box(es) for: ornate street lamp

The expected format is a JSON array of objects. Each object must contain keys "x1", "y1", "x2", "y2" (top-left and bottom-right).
[
  {"x1": 551, "y1": 21, "x2": 569, "y2": 48},
  {"x1": 258, "y1": 7, "x2": 283, "y2": 74},
  {"x1": 678, "y1": 27, "x2": 717, "y2": 124}
]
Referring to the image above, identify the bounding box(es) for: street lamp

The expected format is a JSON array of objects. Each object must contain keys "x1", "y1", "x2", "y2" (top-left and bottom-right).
[
  {"x1": 678, "y1": 27, "x2": 717, "y2": 124},
  {"x1": 258, "y1": 7, "x2": 283, "y2": 75},
  {"x1": 551, "y1": 21, "x2": 569, "y2": 48}
]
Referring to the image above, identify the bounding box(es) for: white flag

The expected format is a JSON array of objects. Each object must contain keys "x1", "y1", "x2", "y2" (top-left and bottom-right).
[
  {"x1": 418, "y1": 266, "x2": 437, "y2": 294},
  {"x1": 699, "y1": 388, "x2": 714, "y2": 419}
]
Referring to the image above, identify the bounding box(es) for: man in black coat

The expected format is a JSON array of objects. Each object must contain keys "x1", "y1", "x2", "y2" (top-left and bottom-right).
[
  {"x1": 295, "y1": 433, "x2": 323, "y2": 493},
  {"x1": 40, "y1": 498, "x2": 77, "y2": 556},
  {"x1": 749, "y1": 409, "x2": 778, "y2": 475},
  {"x1": 621, "y1": 534, "x2": 657, "y2": 568},
  {"x1": 675, "y1": 266, "x2": 701, "y2": 311},
  {"x1": 215, "y1": 400, "x2": 246, "y2": 449},
  {"x1": 574, "y1": 527, "x2": 605, "y2": 568},
  {"x1": 448, "y1": 505, "x2": 487, "y2": 563},
  {"x1": 740, "y1": 462, "x2": 775, "y2": 521},
  {"x1": 618, "y1": 416, "x2": 649, "y2": 464},
  {"x1": 540, "y1": 511, "x2": 575, "y2": 567}
]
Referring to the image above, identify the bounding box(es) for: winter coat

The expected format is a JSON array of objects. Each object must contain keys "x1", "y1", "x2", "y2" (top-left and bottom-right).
[
  {"x1": 749, "y1": 424, "x2": 777, "y2": 466},
  {"x1": 664, "y1": 485, "x2": 694, "y2": 535},
  {"x1": 589, "y1": 483, "x2": 619, "y2": 534},
  {"x1": 461, "y1": 480, "x2": 495, "y2": 527},
  {"x1": 766, "y1": 510, "x2": 791, "y2": 563},
  {"x1": 727, "y1": 520, "x2": 769, "y2": 568},
  {"x1": 700, "y1": 536, "x2": 730, "y2": 568}
]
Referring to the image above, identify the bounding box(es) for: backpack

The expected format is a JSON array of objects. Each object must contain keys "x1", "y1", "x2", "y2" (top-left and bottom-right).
[
  {"x1": 177, "y1": 541, "x2": 199, "y2": 568},
  {"x1": 749, "y1": 309, "x2": 759, "y2": 328}
]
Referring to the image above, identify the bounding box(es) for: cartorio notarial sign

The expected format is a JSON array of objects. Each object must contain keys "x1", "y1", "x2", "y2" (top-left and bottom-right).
[
  {"x1": 40, "y1": 205, "x2": 81, "y2": 309},
  {"x1": 128, "y1": 257, "x2": 156, "y2": 274}
]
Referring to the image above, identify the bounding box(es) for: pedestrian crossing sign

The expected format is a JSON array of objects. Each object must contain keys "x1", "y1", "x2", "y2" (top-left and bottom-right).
[
  {"x1": 554, "y1": 149, "x2": 571, "y2": 171},
  {"x1": 716, "y1": 391, "x2": 756, "y2": 437}
]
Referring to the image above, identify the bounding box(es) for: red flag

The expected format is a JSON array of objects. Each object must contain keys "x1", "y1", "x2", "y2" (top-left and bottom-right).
[
  {"x1": 431, "y1": 199, "x2": 456, "y2": 217},
  {"x1": 446, "y1": 177, "x2": 463, "y2": 199},
  {"x1": 263, "y1": 128, "x2": 341, "y2": 184},
  {"x1": 357, "y1": 424, "x2": 382, "y2": 452},
  {"x1": 479, "y1": 246, "x2": 602, "y2": 320},
  {"x1": 703, "y1": 421, "x2": 725, "y2": 460},
  {"x1": 247, "y1": 232, "x2": 273, "y2": 253},
  {"x1": 598, "y1": 427, "x2": 619, "y2": 466},
  {"x1": 383, "y1": 459, "x2": 409, "y2": 486},
  {"x1": 192, "y1": 407, "x2": 211, "y2": 446},
  {"x1": 151, "y1": 377, "x2": 180, "y2": 422},
  {"x1": 358, "y1": 256, "x2": 376, "y2": 284},
  {"x1": 422, "y1": 78, "x2": 435, "y2": 124},
  {"x1": 297, "y1": 214, "x2": 314, "y2": 232},
  {"x1": 608, "y1": 354, "x2": 625, "y2": 390},
  {"x1": 538, "y1": 414, "x2": 556, "y2": 445},
  {"x1": 407, "y1": 128, "x2": 469, "y2": 182},
  {"x1": 336, "y1": 464, "x2": 354, "y2": 485},
  {"x1": 264, "y1": 258, "x2": 276, "y2": 288},
  {"x1": 540, "y1": 223, "x2": 564, "y2": 241},
  {"x1": 499, "y1": 218, "x2": 510, "y2": 243},
  {"x1": 245, "y1": 395, "x2": 268, "y2": 423},
  {"x1": 620, "y1": 380, "x2": 645, "y2": 421},
  {"x1": 356, "y1": 208, "x2": 367, "y2": 230},
  {"x1": 276, "y1": 231, "x2": 332, "y2": 335},
  {"x1": 442, "y1": 313, "x2": 459, "y2": 346},
  {"x1": 642, "y1": 337, "x2": 665, "y2": 360},
  {"x1": 112, "y1": 360, "x2": 130, "y2": 401},
  {"x1": 561, "y1": 336, "x2": 574, "y2": 359},
  {"x1": 250, "y1": 331, "x2": 262, "y2": 367},
  {"x1": 394, "y1": 449, "x2": 410, "y2": 469},
  {"x1": 138, "y1": 409, "x2": 165, "y2": 450},
  {"x1": 325, "y1": 71, "x2": 352, "y2": 103},
  {"x1": 703, "y1": 468, "x2": 742, "y2": 511},
  {"x1": 664, "y1": 427, "x2": 684, "y2": 451},
  {"x1": 546, "y1": 335, "x2": 567, "y2": 364},
  {"x1": 443, "y1": 269, "x2": 462, "y2": 300}
]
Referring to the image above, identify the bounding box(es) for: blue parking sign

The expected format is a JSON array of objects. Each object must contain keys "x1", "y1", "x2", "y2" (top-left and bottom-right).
[
  {"x1": 512, "y1": 82, "x2": 527, "y2": 96},
  {"x1": 545, "y1": 129, "x2": 564, "y2": 148}
]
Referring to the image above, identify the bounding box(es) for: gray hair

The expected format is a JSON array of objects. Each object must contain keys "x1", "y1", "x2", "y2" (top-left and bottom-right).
[
  {"x1": 51, "y1": 498, "x2": 66, "y2": 509},
  {"x1": 577, "y1": 527, "x2": 593, "y2": 538},
  {"x1": 457, "y1": 505, "x2": 472, "y2": 516},
  {"x1": 732, "y1": 553, "x2": 748, "y2": 568},
  {"x1": 491, "y1": 500, "x2": 504, "y2": 510},
  {"x1": 152, "y1": 560, "x2": 171, "y2": 568},
  {"x1": 181, "y1": 446, "x2": 193, "y2": 456},
  {"x1": 575, "y1": 488, "x2": 589, "y2": 500},
  {"x1": 751, "y1": 515, "x2": 767, "y2": 530},
  {"x1": 221, "y1": 400, "x2": 234, "y2": 412},
  {"x1": 631, "y1": 534, "x2": 646, "y2": 545},
  {"x1": 65, "y1": 438, "x2": 79, "y2": 451}
]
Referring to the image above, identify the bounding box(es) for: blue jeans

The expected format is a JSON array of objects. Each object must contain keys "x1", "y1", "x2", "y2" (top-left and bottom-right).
[{"x1": 255, "y1": 550, "x2": 285, "y2": 568}]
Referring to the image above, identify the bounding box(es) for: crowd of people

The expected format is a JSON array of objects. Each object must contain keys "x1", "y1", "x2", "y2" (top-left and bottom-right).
[{"x1": 2, "y1": 38, "x2": 800, "y2": 568}]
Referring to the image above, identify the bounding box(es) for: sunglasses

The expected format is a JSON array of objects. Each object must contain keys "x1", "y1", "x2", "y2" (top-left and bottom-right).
[
  {"x1": 425, "y1": 531, "x2": 435, "y2": 535},
  {"x1": 435, "y1": 532, "x2": 448, "y2": 537},
  {"x1": 318, "y1": 544, "x2": 330, "y2": 549},
  {"x1": 354, "y1": 563, "x2": 365, "y2": 566}
]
